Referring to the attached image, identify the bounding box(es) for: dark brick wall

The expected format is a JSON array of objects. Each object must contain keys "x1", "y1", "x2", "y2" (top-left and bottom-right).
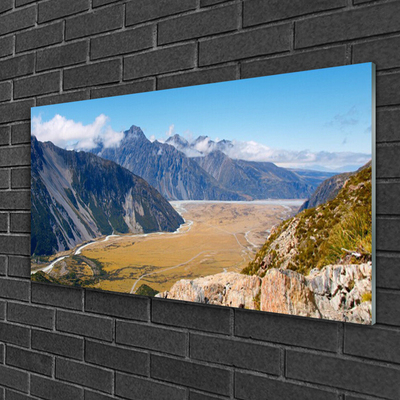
[{"x1": 0, "y1": 0, "x2": 399, "y2": 399}]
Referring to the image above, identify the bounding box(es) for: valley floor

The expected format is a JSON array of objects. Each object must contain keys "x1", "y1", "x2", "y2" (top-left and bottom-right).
[{"x1": 32, "y1": 200, "x2": 303, "y2": 294}]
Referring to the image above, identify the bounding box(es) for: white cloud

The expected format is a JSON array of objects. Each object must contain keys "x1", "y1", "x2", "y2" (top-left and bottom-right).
[
  {"x1": 223, "y1": 141, "x2": 370, "y2": 170},
  {"x1": 166, "y1": 124, "x2": 175, "y2": 138},
  {"x1": 32, "y1": 114, "x2": 124, "y2": 150},
  {"x1": 176, "y1": 136, "x2": 371, "y2": 171}
]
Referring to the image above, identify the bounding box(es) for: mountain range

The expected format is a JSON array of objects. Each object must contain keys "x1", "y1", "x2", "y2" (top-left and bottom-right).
[
  {"x1": 31, "y1": 136, "x2": 183, "y2": 256},
  {"x1": 93, "y1": 126, "x2": 332, "y2": 201}
]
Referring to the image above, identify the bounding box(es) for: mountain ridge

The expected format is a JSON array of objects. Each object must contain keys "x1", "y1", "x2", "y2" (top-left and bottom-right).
[{"x1": 31, "y1": 136, "x2": 184, "y2": 256}]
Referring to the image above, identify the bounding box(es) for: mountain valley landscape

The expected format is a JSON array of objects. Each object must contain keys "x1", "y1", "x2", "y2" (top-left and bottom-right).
[
  {"x1": 31, "y1": 64, "x2": 374, "y2": 324},
  {"x1": 31, "y1": 129, "x2": 373, "y2": 324}
]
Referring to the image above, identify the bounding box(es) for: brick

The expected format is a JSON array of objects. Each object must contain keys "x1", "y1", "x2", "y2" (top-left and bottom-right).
[
  {"x1": 11, "y1": 168, "x2": 30, "y2": 188},
  {"x1": 6, "y1": 346, "x2": 53, "y2": 376},
  {"x1": 91, "y1": 25, "x2": 153, "y2": 60},
  {"x1": 377, "y1": 145, "x2": 400, "y2": 179},
  {"x1": 151, "y1": 355, "x2": 231, "y2": 396},
  {"x1": 377, "y1": 182, "x2": 400, "y2": 215},
  {"x1": 0, "y1": 213, "x2": 7, "y2": 232},
  {"x1": 32, "y1": 282, "x2": 83, "y2": 310},
  {"x1": 66, "y1": 5, "x2": 123, "y2": 41},
  {"x1": 158, "y1": 65, "x2": 236, "y2": 90},
  {"x1": 0, "y1": 190, "x2": 30, "y2": 208},
  {"x1": 32, "y1": 329, "x2": 84, "y2": 360},
  {"x1": 126, "y1": 0, "x2": 197, "y2": 26},
  {"x1": 377, "y1": 109, "x2": 400, "y2": 143},
  {"x1": 31, "y1": 375, "x2": 84, "y2": 400},
  {"x1": 0, "y1": 7, "x2": 35, "y2": 36},
  {"x1": 376, "y1": 289, "x2": 400, "y2": 326},
  {"x1": 190, "y1": 333, "x2": 280, "y2": 375},
  {"x1": 376, "y1": 255, "x2": 400, "y2": 290},
  {"x1": 199, "y1": 24, "x2": 291, "y2": 66},
  {"x1": 84, "y1": 391, "x2": 114, "y2": 400},
  {"x1": 124, "y1": 43, "x2": 196, "y2": 80},
  {"x1": 10, "y1": 213, "x2": 30, "y2": 233},
  {"x1": 0, "y1": 36, "x2": 13, "y2": 59},
  {"x1": 0, "y1": 235, "x2": 30, "y2": 255},
  {"x1": 235, "y1": 308, "x2": 338, "y2": 351},
  {"x1": 354, "y1": 36, "x2": 400, "y2": 71},
  {"x1": 85, "y1": 340, "x2": 149, "y2": 375},
  {"x1": 8, "y1": 302, "x2": 54, "y2": 329},
  {"x1": 116, "y1": 373, "x2": 186, "y2": 400},
  {"x1": 235, "y1": 371, "x2": 337, "y2": 400},
  {"x1": 93, "y1": 0, "x2": 119, "y2": 7},
  {"x1": 0, "y1": 365, "x2": 28, "y2": 393},
  {"x1": 116, "y1": 320, "x2": 186, "y2": 356},
  {"x1": 345, "y1": 324, "x2": 400, "y2": 364},
  {"x1": 11, "y1": 122, "x2": 31, "y2": 146},
  {"x1": 377, "y1": 72, "x2": 400, "y2": 107},
  {"x1": 37, "y1": 89, "x2": 89, "y2": 106},
  {"x1": 56, "y1": 358, "x2": 113, "y2": 393},
  {"x1": 37, "y1": 41, "x2": 88, "y2": 72},
  {"x1": 0, "y1": 278, "x2": 29, "y2": 301},
  {"x1": 0, "y1": 54, "x2": 34, "y2": 81},
  {"x1": 159, "y1": 5, "x2": 237, "y2": 45},
  {"x1": 0, "y1": 82, "x2": 11, "y2": 102},
  {"x1": 0, "y1": 146, "x2": 29, "y2": 170},
  {"x1": 38, "y1": 0, "x2": 89, "y2": 23},
  {"x1": 0, "y1": 100, "x2": 34, "y2": 124},
  {"x1": 0, "y1": 322, "x2": 29, "y2": 347},
  {"x1": 3, "y1": 390, "x2": 33, "y2": 400},
  {"x1": 286, "y1": 350, "x2": 400, "y2": 400},
  {"x1": 11, "y1": 124, "x2": 30, "y2": 145},
  {"x1": 85, "y1": 288, "x2": 149, "y2": 320},
  {"x1": 377, "y1": 217, "x2": 400, "y2": 252},
  {"x1": 57, "y1": 310, "x2": 113, "y2": 341},
  {"x1": 241, "y1": 46, "x2": 346, "y2": 79},
  {"x1": 91, "y1": 79, "x2": 154, "y2": 99},
  {"x1": 64, "y1": 60, "x2": 121, "y2": 90},
  {"x1": 0, "y1": 0, "x2": 12, "y2": 14},
  {"x1": 14, "y1": 71, "x2": 60, "y2": 99},
  {"x1": 0, "y1": 256, "x2": 6, "y2": 275},
  {"x1": 201, "y1": 0, "x2": 228, "y2": 6},
  {"x1": 0, "y1": 126, "x2": 10, "y2": 146},
  {"x1": 8, "y1": 256, "x2": 30, "y2": 278},
  {"x1": 244, "y1": 0, "x2": 346, "y2": 26},
  {"x1": 16, "y1": 23, "x2": 63, "y2": 53},
  {"x1": 0, "y1": 300, "x2": 5, "y2": 318},
  {"x1": 295, "y1": 2, "x2": 400, "y2": 48},
  {"x1": 152, "y1": 298, "x2": 231, "y2": 334},
  {"x1": 16, "y1": 0, "x2": 36, "y2": 5}
]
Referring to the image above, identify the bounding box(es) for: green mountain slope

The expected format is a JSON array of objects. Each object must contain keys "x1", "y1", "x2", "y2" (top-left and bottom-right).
[{"x1": 243, "y1": 165, "x2": 372, "y2": 277}]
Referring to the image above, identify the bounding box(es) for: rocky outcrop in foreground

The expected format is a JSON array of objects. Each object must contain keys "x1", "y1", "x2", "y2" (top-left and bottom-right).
[
  {"x1": 157, "y1": 272, "x2": 261, "y2": 310},
  {"x1": 157, "y1": 262, "x2": 372, "y2": 324}
]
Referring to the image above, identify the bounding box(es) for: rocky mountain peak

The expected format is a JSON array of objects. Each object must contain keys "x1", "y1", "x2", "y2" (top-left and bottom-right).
[
  {"x1": 166, "y1": 134, "x2": 189, "y2": 148},
  {"x1": 124, "y1": 125, "x2": 147, "y2": 141}
]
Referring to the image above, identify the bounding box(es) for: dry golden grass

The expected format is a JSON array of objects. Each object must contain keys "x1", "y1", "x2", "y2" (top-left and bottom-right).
[{"x1": 79, "y1": 202, "x2": 295, "y2": 293}]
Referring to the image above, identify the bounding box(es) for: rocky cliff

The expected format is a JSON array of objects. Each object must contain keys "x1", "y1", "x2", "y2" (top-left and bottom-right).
[
  {"x1": 157, "y1": 263, "x2": 372, "y2": 324},
  {"x1": 31, "y1": 137, "x2": 184, "y2": 256}
]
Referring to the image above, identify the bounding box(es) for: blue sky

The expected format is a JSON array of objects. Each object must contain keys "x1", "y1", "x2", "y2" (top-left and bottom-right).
[{"x1": 31, "y1": 63, "x2": 373, "y2": 170}]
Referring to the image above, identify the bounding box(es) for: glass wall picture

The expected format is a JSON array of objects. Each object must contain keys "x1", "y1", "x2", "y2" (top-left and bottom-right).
[{"x1": 31, "y1": 63, "x2": 375, "y2": 324}]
